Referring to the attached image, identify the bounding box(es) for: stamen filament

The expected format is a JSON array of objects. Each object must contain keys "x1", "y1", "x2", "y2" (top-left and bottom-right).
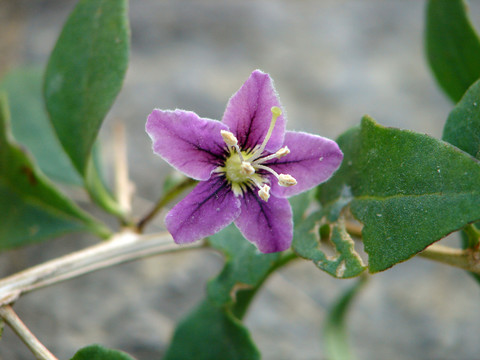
[
  {"x1": 255, "y1": 164, "x2": 281, "y2": 179},
  {"x1": 253, "y1": 146, "x2": 290, "y2": 165},
  {"x1": 255, "y1": 165, "x2": 297, "y2": 187},
  {"x1": 249, "y1": 106, "x2": 282, "y2": 161}
]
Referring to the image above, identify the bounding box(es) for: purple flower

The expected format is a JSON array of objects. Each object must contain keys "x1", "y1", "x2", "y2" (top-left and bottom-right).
[{"x1": 146, "y1": 70, "x2": 343, "y2": 253}]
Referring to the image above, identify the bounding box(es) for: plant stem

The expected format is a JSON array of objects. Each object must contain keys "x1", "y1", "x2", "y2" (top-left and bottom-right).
[
  {"x1": 419, "y1": 243, "x2": 480, "y2": 273},
  {"x1": 0, "y1": 231, "x2": 204, "y2": 307},
  {"x1": 345, "y1": 220, "x2": 363, "y2": 238},
  {"x1": 0, "y1": 305, "x2": 58, "y2": 360},
  {"x1": 114, "y1": 122, "x2": 133, "y2": 219},
  {"x1": 136, "y1": 178, "x2": 196, "y2": 232}
]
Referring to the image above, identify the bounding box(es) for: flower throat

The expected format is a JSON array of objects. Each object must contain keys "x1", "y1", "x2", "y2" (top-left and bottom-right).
[{"x1": 218, "y1": 107, "x2": 297, "y2": 201}]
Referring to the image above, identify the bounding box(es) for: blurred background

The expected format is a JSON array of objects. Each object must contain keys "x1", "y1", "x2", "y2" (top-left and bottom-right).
[{"x1": 1, "y1": 1, "x2": 480, "y2": 359}]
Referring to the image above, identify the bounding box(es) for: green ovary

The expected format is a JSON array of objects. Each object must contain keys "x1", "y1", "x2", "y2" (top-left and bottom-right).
[{"x1": 221, "y1": 151, "x2": 263, "y2": 195}]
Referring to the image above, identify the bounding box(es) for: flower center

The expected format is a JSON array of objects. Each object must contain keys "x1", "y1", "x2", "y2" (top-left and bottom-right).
[{"x1": 218, "y1": 107, "x2": 297, "y2": 201}]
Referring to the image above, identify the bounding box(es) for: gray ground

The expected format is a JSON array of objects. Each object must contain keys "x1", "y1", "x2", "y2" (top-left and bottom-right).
[{"x1": 1, "y1": 1, "x2": 480, "y2": 359}]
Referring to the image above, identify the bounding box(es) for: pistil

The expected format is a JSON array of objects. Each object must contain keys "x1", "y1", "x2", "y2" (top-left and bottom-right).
[{"x1": 249, "y1": 107, "x2": 282, "y2": 161}]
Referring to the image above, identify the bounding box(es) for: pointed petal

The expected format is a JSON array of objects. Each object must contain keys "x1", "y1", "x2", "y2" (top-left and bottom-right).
[
  {"x1": 268, "y1": 131, "x2": 343, "y2": 198},
  {"x1": 165, "y1": 177, "x2": 241, "y2": 244},
  {"x1": 146, "y1": 109, "x2": 228, "y2": 180},
  {"x1": 222, "y1": 70, "x2": 286, "y2": 153},
  {"x1": 234, "y1": 191, "x2": 293, "y2": 253}
]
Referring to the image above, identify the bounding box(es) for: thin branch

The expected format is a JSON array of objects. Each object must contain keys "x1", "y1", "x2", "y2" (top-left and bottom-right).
[
  {"x1": 136, "y1": 177, "x2": 196, "y2": 232},
  {"x1": 0, "y1": 231, "x2": 204, "y2": 307},
  {"x1": 0, "y1": 305, "x2": 58, "y2": 360},
  {"x1": 345, "y1": 220, "x2": 363, "y2": 238},
  {"x1": 419, "y1": 243, "x2": 480, "y2": 273},
  {"x1": 344, "y1": 221, "x2": 480, "y2": 272},
  {"x1": 114, "y1": 122, "x2": 133, "y2": 216}
]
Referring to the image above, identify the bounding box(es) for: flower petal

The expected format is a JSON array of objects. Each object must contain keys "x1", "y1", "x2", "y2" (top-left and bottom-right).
[
  {"x1": 268, "y1": 131, "x2": 343, "y2": 198},
  {"x1": 165, "y1": 177, "x2": 241, "y2": 244},
  {"x1": 146, "y1": 109, "x2": 228, "y2": 180},
  {"x1": 222, "y1": 70, "x2": 286, "y2": 153},
  {"x1": 234, "y1": 190, "x2": 293, "y2": 253}
]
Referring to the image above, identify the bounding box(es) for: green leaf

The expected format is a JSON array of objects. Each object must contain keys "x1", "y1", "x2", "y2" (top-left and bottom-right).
[
  {"x1": 324, "y1": 277, "x2": 367, "y2": 360},
  {"x1": 207, "y1": 224, "x2": 282, "y2": 307},
  {"x1": 0, "y1": 93, "x2": 110, "y2": 250},
  {"x1": 166, "y1": 224, "x2": 296, "y2": 359},
  {"x1": 443, "y1": 78, "x2": 480, "y2": 158},
  {"x1": 71, "y1": 344, "x2": 135, "y2": 360},
  {"x1": 44, "y1": 0, "x2": 130, "y2": 218},
  {"x1": 425, "y1": 0, "x2": 480, "y2": 102},
  {"x1": 442, "y1": 75, "x2": 480, "y2": 285},
  {"x1": 0, "y1": 68, "x2": 81, "y2": 185},
  {"x1": 319, "y1": 116, "x2": 480, "y2": 272},
  {"x1": 44, "y1": 0, "x2": 130, "y2": 176},
  {"x1": 164, "y1": 300, "x2": 260, "y2": 360},
  {"x1": 290, "y1": 189, "x2": 313, "y2": 225},
  {"x1": 293, "y1": 213, "x2": 366, "y2": 278}
]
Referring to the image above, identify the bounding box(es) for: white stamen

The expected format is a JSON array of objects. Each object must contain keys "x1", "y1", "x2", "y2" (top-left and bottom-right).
[
  {"x1": 258, "y1": 184, "x2": 270, "y2": 201},
  {"x1": 221, "y1": 130, "x2": 238, "y2": 146},
  {"x1": 249, "y1": 106, "x2": 282, "y2": 161},
  {"x1": 278, "y1": 174, "x2": 297, "y2": 187},
  {"x1": 275, "y1": 146, "x2": 290, "y2": 158},
  {"x1": 255, "y1": 165, "x2": 296, "y2": 187},
  {"x1": 240, "y1": 161, "x2": 255, "y2": 175},
  {"x1": 253, "y1": 146, "x2": 290, "y2": 164},
  {"x1": 221, "y1": 130, "x2": 244, "y2": 161}
]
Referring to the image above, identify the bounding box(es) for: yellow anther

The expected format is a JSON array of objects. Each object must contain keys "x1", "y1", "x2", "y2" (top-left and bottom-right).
[
  {"x1": 240, "y1": 161, "x2": 255, "y2": 175},
  {"x1": 275, "y1": 146, "x2": 290, "y2": 158},
  {"x1": 278, "y1": 174, "x2": 297, "y2": 187},
  {"x1": 258, "y1": 184, "x2": 270, "y2": 201},
  {"x1": 221, "y1": 130, "x2": 238, "y2": 147}
]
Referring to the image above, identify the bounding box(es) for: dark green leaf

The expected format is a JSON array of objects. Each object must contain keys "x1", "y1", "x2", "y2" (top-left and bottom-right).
[
  {"x1": 0, "y1": 68, "x2": 82, "y2": 185},
  {"x1": 319, "y1": 116, "x2": 480, "y2": 272},
  {"x1": 293, "y1": 213, "x2": 366, "y2": 278},
  {"x1": 71, "y1": 344, "x2": 135, "y2": 360},
  {"x1": 443, "y1": 78, "x2": 480, "y2": 158},
  {"x1": 44, "y1": 0, "x2": 130, "y2": 175},
  {"x1": 324, "y1": 277, "x2": 367, "y2": 360},
  {"x1": 317, "y1": 126, "x2": 360, "y2": 207},
  {"x1": 441, "y1": 73, "x2": 480, "y2": 285},
  {"x1": 0, "y1": 93, "x2": 110, "y2": 250},
  {"x1": 164, "y1": 300, "x2": 260, "y2": 360},
  {"x1": 425, "y1": 0, "x2": 480, "y2": 102},
  {"x1": 207, "y1": 224, "x2": 281, "y2": 307}
]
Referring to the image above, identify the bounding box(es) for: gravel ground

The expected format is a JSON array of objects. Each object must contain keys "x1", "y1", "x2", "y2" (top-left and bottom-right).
[{"x1": 1, "y1": 1, "x2": 480, "y2": 359}]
